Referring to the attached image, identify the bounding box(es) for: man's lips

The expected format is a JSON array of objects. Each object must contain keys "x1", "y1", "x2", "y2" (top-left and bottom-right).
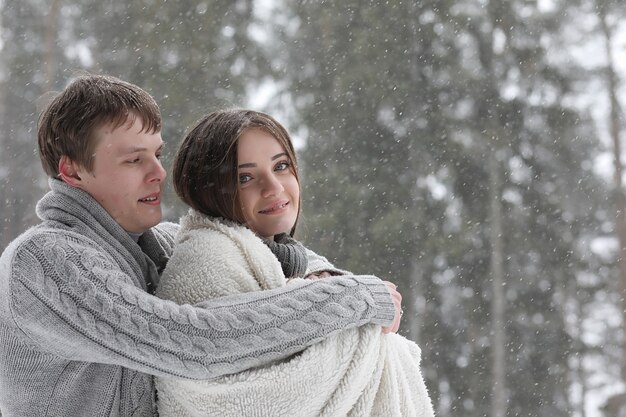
[
  {"x1": 139, "y1": 193, "x2": 160, "y2": 204},
  {"x1": 258, "y1": 200, "x2": 289, "y2": 214}
]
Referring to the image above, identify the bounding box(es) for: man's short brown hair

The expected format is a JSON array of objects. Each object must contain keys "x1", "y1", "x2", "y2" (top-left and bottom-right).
[{"x1": 38, "y1": 74, "x2": 161, "y2": 176}]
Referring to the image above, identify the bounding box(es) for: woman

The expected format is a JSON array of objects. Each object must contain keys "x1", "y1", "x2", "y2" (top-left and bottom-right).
[{"x1": 156, "y1": 109, "x2": 434, "y2": 417}]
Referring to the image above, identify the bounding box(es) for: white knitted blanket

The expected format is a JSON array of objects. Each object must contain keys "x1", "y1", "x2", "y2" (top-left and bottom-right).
[{"x1": 156, "y1": 212, "x2": 434, "y2": 417}]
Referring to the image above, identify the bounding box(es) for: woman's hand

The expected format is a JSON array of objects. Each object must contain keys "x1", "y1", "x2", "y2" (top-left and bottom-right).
[
  {"x1": 382, "y1": 281, "x2": 403, "y2": 334},
  {"x1": 305, "y1": 271, "x2": 333, "y2": 279}
]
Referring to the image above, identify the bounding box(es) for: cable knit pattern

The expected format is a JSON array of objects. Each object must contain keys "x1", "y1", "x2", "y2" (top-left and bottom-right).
[
  {"x1": 0, "y1": 179, "x2": 395, "y2": 417},
  {"x1": 155, "y1": 212, "x2": 435, "y2": 417}
]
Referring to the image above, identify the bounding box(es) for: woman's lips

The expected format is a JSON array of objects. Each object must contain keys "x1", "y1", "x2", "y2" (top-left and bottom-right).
[{"x1": 259, "y1": 200, "x2": 289, "y2": 214}]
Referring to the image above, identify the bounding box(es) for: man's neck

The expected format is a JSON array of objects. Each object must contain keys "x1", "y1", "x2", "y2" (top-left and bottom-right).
[{"x1": 128, "y1": 231, "x2": 143, "y2": 243}]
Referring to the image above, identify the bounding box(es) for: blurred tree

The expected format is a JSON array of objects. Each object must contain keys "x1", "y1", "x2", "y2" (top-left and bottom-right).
[
  {"x1": 272, "y1": 0, "x2": 608, "y2": 416},
  {"x1": 592, "y1": 0, "x2": 626, "y2": 414},
  {"x1": 0, "y1": 0, "x2": 70, "y2": 250}
]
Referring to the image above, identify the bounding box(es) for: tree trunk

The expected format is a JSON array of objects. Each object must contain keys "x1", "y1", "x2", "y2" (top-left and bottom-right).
[
  {"x1": 43, "y1": 0, "x2": 61, "y2": 92},
  {"x1": 489, "y1": 148, "x2": 507, "y2": 417},
  {"x1": 407, "y1": 258, "x2": 422, "y2": 343},
  {"x1": 599, "y1": 3, "x2": 626, "y2": 416}
]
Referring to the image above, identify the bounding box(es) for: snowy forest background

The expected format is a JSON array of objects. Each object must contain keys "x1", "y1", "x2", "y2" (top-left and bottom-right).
[{"x1": 2, "y1": 0, "x2": 626, "y2": 416}]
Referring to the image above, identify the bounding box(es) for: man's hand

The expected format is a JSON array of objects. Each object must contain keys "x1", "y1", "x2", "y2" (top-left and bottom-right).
[{"x1": 382, "y1": 281, "x2": 402, "y2": 334}]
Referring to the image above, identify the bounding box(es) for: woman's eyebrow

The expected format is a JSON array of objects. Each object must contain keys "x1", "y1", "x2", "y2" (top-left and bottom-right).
[
  {"x1": 238, "y1": 162, "x2": 256, "y2": 168},
  {"x1": 239, "y1": 152, "x2": 288, "y2": 168}
]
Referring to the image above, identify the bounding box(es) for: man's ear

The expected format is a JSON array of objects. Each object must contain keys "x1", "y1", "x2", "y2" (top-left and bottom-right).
[{"x1": 58, "y1": 156, "x2": 84, "y2": 188}]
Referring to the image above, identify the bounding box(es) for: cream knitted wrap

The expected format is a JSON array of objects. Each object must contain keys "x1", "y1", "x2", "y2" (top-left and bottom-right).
[{"x1": 156, "y1": 211, "x2": 434, "y2": 417}]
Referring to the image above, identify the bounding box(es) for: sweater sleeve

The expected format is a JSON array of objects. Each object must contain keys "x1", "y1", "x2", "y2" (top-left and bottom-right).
[
  {"x1": 305, "y1": 248, "x2": 352, "y2": 276},
  {"x1": 6, "y1": 231, "x2": 395, "y2": 380}
]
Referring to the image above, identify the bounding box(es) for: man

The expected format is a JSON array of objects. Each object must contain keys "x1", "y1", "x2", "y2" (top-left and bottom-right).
[{"x1": 0, "y1": 74, "x2": 402, "y2": 416}]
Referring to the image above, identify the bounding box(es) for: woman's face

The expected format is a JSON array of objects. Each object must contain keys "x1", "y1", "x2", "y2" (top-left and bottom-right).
[{"x1": 236, "y1": 128, "x2": 299, "y2": 239}]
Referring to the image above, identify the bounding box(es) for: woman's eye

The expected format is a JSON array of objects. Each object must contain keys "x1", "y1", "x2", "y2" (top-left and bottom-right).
[
  {"x1": 239, "y1": 174, "x2": 252, "y2": 184},
  {"x1": 275, "y1": 161, "x2": 290, "y2": 171},
  {"x1": 127, "y1": 158, "x2": 141, "y2": 164}
]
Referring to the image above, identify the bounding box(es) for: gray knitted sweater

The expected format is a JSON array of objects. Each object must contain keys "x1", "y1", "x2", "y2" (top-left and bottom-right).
[{"x1": 0, "y1": 179, "x2": 395, "y2": 417}]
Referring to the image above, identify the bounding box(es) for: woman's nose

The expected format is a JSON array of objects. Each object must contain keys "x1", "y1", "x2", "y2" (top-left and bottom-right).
[{"x1": 261, "y1": 174, "x2": 284, "y2": 197}]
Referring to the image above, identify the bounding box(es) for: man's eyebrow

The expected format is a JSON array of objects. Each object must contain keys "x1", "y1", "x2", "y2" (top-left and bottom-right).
[{"x1": 119, "y1": 143, "x2": 164, "y2": 154}]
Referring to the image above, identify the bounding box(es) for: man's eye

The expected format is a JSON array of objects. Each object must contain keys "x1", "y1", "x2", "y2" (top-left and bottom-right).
[{"x1": 127, "y1": 158, "x2": 140, "y2": 164}]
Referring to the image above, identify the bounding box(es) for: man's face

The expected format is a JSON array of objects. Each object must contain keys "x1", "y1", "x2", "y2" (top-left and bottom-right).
[{"x1": 74, "y1": 118, "x2": 166, "y2": 233}]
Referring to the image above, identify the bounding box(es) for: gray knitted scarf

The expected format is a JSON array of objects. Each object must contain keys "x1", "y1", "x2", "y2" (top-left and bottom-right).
[{"x1": 264, "y1": 233, "x2": 308, "y2": 278}]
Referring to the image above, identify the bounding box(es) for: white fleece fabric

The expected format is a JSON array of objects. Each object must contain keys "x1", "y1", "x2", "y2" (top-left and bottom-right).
[{"x1": 156, "y1": 211, "x2": 434, "y2": 417}]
